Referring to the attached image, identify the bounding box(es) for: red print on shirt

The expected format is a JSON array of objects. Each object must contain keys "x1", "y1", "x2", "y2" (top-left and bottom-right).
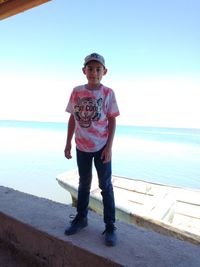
[{"x1": 74, "y1": 97, "x2": 103, "y2": 128}]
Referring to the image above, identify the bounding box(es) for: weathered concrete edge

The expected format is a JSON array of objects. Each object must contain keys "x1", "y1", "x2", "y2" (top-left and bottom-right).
[
  {"x1": 0, "y1": 211, "x2": 122, "y2": 267},
  {"x1": 1, "y1": 186, "x2": 200, "y2": 267}
]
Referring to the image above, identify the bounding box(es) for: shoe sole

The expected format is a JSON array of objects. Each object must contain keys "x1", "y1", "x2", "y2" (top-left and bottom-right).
[{"x1": 105, "y1": 240, "x2": 116, "y2": 247}]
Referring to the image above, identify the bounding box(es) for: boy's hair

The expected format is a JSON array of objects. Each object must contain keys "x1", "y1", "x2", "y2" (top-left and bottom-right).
[{"x1": 84, "y1": 53, "x2": 105, "y2": 67}]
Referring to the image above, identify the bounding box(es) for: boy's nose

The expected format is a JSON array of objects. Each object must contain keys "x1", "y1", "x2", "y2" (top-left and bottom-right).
[{"x1": 91, "y1": 69, "x2": 97, "y2": 74}]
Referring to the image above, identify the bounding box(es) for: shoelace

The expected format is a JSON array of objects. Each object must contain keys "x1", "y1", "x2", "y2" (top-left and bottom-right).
[
  {"x1": 69, "y1": 214, "x2": 85, "y2": 224},
  {"x1": 102, "y1": 225, "x2": 117, "y2": 235},
  {"x1": 69, "y1": 214, "x2": 77, "y2": 223}
]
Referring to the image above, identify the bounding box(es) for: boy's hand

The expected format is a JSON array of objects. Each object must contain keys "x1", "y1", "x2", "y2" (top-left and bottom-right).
[
  {"x1": 101, "y1": 145, "x2": 112, "y2": 163},
  {"x1": 64, "y1": 144, "x2": 72, "y2": 159}
]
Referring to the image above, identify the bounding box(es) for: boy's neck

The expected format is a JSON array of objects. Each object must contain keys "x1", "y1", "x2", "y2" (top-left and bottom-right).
[{"x1": 86, "y1": 83, "x2": 102, "y2": 90}]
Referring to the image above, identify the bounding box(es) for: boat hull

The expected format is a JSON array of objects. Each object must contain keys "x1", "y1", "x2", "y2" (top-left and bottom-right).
[{"x1": 56, "y1": 169, "x2": 200, "y2": 244}]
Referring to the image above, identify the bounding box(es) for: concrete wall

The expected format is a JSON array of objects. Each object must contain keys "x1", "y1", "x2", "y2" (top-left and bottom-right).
[{"x1": 0, "y1": 186, "x2": 200, "y2": 267}]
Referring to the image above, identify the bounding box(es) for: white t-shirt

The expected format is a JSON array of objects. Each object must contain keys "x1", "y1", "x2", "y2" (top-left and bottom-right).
[{"x1": 66, "y1": 84, "x2": 120, "y2": 152}]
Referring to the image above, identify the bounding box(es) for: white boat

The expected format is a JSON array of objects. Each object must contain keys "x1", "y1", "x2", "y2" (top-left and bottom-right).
[{"x1": 56, "y1": 169, "x2": 200, "y2": 244}]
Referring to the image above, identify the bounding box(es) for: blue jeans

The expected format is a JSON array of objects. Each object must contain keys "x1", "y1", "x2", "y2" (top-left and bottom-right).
[{"x1": 76, "y1": 146, "x2": 115, "y2": 224}]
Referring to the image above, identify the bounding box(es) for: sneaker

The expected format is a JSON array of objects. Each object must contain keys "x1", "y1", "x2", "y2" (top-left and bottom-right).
[
  {"x1": 102, "y1": 223, "x2": 117, "y2": 246},
  {"x1": 65, "y1": 214, "x2": 88, "y2": 235}
]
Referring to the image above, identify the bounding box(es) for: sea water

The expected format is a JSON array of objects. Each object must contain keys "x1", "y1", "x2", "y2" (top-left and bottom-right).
[{"x1": 0, "y1": 120, "x2": 200, "y2": 204}]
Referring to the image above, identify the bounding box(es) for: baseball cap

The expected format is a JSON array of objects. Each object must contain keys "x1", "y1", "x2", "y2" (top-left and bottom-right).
[{"x1": 84, "y1": 53, "x2": 105, "y2": 67}]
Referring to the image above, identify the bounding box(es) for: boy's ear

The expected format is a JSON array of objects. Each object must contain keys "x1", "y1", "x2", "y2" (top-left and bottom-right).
[
  {"x1": 103, "y1": 68, "x2": 108, "y2": 75},
  {"x1": 82, "y1": 67, "x2": 86, "y2": 74}
]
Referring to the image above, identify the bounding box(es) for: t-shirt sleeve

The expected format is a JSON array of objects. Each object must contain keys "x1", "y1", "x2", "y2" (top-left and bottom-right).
[
  {"x1": 107, "y1": 90, "x2": 120, "y2": 117},
  {"x1": 65, "y1": 91, "x2": 74, "y2": 114}
]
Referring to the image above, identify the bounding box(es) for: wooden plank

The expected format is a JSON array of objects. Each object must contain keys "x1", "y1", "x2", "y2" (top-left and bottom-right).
[
  {"x1": 175, "y1": 201, "x2": 200, "y2": 219},
  {"x1": 0, "y1": 0, "x2": 51, "y2": 20},
  {"x1": 172, "y1": 213, "x2": 200, "y2": 235}
]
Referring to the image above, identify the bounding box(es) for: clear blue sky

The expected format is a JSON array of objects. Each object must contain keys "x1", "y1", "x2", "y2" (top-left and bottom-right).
[{"x1": 0, "y1": 0, "x2": 200, "y2": 128}]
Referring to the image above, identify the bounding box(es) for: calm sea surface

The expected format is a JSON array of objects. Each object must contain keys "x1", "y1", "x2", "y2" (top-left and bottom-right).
[{"x1": 0, "y1": 120, "x2": 200, "y2": 204}]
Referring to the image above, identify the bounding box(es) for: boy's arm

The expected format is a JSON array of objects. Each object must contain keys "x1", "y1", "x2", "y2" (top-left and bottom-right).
[
  {"x1": 64, "y1": 114, "x2": 75, "y2": 159},
  {"x1": 101, "y1": 116, "x2": 116, "y2": 163}
]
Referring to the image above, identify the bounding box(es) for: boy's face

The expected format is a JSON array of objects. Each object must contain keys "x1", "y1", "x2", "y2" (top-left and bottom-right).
[{"x1": 82, "y1": 61, "x2": 107, "y2": 88}]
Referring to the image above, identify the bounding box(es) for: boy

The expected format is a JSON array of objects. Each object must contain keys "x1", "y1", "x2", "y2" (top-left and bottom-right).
[{"x1": 64, "y1": 53, "x2": 120, "y2": 246}]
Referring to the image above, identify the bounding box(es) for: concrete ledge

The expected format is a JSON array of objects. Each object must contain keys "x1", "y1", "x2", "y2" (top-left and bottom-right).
[
  {"x1": 0, "y1": 212, "x2": 120, "y2": 267},
  {"x1": 0, "y1": 186, "x2": 200, "y2": 267}
]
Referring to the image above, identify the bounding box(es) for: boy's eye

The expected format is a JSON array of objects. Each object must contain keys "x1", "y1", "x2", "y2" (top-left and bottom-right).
[{"x1": 87, "y1": 67, "x2": 102, "y2": 72}]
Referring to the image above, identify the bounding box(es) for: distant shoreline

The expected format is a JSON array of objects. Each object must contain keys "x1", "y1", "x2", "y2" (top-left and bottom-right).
[{"x1": 1, "y1": 119, "x2": 200, "y2": 132}]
